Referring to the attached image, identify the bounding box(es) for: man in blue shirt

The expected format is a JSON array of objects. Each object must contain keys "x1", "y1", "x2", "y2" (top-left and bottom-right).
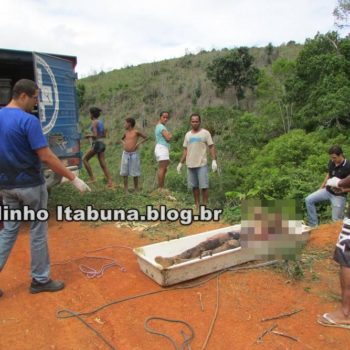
[{"x1": 0, "y1": 79, "x2": 90, "y2": 297}]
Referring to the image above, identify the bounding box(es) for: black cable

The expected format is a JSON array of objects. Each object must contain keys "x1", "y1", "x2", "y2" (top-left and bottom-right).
[
  {"x1": 144, "y1": 316, "x2": 195, "y2": 350},
  {"x1": 56, "y1": 260, "x2": 279, "y2": 349}
]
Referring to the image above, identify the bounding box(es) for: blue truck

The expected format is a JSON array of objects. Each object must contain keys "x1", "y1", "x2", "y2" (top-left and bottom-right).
[{"x1": 0, "y1": 48, "x2": 82, "y2": 188}]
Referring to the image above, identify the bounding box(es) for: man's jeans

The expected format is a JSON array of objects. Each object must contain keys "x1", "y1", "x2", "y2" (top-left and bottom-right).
[
  {"x1": 0, "y1": 184, "x2": 50, "y2": 283},
  {"x1": 305, "y1": 188, "x2": 347, "y2": 227}
]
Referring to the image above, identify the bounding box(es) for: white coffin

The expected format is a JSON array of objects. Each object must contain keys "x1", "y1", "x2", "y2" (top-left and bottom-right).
[{"x1": 134, "y1": 224, "x2": 311, "y2": 286}]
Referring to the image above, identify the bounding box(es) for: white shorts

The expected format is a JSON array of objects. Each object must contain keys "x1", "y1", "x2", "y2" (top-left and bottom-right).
[{"x1": 154, "y1": 144, "x2": 169, "y2": 162}]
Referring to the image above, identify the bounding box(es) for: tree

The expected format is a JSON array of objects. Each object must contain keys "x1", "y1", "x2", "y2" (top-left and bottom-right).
[
  {"x1": 257, "y1": 58, "x2": 296, "y2": 133},
  {"x1": 76, "y1": 83, "x2": 86, "y2": 108},
  {"x1": 206, "y1": 47, "x2": 260, "y2": 107},
  {"x1": 334, "y1": 0, "x2": 350, "y2": 28},
  {"x1": 265, "y1": 42, "x2": 274, "y2": 64},
  {"x1": 288, "y1": 32, "x2": 350, "y2": 130},
  {"x1": 241, "y1": 129, "x2": 349, "y2": 201}
]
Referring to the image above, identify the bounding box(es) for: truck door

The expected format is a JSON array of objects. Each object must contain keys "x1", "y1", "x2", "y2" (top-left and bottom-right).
[{"x1": 33, "y1": 53, "x2": 81, "y2": 186}]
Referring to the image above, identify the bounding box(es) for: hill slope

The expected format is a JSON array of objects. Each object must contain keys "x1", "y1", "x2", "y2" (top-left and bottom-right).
[{"x1": 78, "y1": 42, "x2": 302, "y2": 135}]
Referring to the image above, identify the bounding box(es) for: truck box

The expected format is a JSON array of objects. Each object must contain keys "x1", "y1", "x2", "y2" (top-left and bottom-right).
[{"x1": 0, "y1": 48, "x2": 81, "y2": 187}]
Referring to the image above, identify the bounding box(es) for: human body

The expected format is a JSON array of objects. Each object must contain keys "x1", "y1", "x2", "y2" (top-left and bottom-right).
[
  {"x1": 0, "y1": 79, "x2": 90, "y2": 297},
  {"x1": 155, "y1": 232, "x2": 240, "y2": 268},
  {"x1": 154, "y1": 111, "x2": 172, "y2": 188},
  {"x1": 83, "y1": 107, "x2": 113, "y2": 187},
  {"x1": 177, "y1": 114, "x2": 217, "y2": 207},
  {"x1": 305, "y1": 146, "x2": 350, "y2": 227},
  {"x1": 120, "y1": 117, "x2": 147, "y2": 193}
]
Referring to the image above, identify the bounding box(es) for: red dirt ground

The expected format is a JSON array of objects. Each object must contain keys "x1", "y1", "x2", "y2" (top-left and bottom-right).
[{"x1": 0, "y1": 219, "x2": 348, "y2": 350}]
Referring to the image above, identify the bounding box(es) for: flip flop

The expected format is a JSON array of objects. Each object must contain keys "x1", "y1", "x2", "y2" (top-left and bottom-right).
[{"x1": 317, "y1": 313, "x2": 350, "y2": 329}]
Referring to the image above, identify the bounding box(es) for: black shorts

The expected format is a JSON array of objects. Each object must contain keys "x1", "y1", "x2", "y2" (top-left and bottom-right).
[
  {"x1": 92, "y1": 141, "x2": 106, "y2": 154},
  {"x1": 334, "y1": 218, "x2": 350, "y2": 267}
]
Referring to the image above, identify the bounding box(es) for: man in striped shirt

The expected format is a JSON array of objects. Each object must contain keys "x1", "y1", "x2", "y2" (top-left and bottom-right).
[{"x1": 318, "y1": 174, "x2": 350, "y2": 328}]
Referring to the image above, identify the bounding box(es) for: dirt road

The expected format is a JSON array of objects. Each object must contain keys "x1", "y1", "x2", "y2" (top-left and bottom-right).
[{"x1": 0, "y1": 219, "x2": 347, "y2": 349}]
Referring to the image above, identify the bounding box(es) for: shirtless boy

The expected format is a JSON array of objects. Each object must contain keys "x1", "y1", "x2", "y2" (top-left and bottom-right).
[{"x1": 120, "y1": 117, "x2": 147, "y2": 193}]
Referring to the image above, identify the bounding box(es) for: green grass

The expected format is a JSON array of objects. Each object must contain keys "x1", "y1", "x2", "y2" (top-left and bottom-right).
[
  {"x1": 272, "y1": 248, "x2": 330, "y2": 281},
  {"x1": 48, "y1": 181, "x2": 193, "y2": 213}
]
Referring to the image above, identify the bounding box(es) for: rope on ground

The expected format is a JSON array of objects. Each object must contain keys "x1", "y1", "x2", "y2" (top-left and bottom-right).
[
  {"x1": 56, "y1": 260, "x2": 279, "y2": 350},
  {"x1": 144, "y1": 316, "x2": 195, "y2": 350},
  {"x1": 51, "y1": 245, "x2": 133, "y2": 278},
  {"x1": 57, "y1": 289, "x2": 167, "y2": 319},
  {"x1": 181, "y1": 329, "x2": 192, "y2": 350},
  {"x1": 59, "y1": 309, "x2": 117, "y2": 350},
  {"x1": 201, "y1": 275, "x2": 220, "y2": 350},
  {"x1": 78, "y1": 255, "x2": 125, "y2": 278}
]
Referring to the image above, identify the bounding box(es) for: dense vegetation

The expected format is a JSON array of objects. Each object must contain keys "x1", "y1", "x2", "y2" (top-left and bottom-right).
[{"x1": 51, "y1": 31, "x2": 350, "y2": 225}]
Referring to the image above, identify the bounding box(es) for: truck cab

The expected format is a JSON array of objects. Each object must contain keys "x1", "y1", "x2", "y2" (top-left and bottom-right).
[{"x1": 0, "y1": 48, "x2": 81, "y2": 188}]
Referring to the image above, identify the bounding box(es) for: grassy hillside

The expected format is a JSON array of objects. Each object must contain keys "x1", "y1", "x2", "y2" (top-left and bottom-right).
[
  {"x1": 73, "y1": 42, "x2": 306, "y2": 211},
  {"x1": 71, "y1": 38, "x2": 350, "y2": 225},
  {"x1": 78, "y1": 42, "x2": 302, "y2": 136}
]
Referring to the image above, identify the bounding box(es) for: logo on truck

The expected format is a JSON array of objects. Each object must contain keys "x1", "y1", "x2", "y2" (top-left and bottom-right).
[{"x1": 35, "y1": 55, "x2": 59, "y2": 135}]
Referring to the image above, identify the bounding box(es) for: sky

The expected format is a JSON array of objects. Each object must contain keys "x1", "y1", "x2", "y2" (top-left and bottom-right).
[{"x1": 0, "y1": 0, "x2": 341, "y2": 77}]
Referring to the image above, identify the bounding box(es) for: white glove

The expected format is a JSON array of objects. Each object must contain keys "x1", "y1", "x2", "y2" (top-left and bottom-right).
[
  {"x1": 212, "y1": 160, "x2": 218, "y2": 172},
  {"x1": 71, "y1": 176, "x2": 91, "y2": 192},
  {"x1": 326, "y1": 177, "x2": 341, "y2": 188},
  {"x1": 177, "y1": 162, "x2": 183, "y2": 174}
]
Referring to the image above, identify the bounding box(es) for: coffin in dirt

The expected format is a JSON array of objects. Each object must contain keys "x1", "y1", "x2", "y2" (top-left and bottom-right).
[{"x1": 134, "y1": 223, "x2": 311, "y2": 287}]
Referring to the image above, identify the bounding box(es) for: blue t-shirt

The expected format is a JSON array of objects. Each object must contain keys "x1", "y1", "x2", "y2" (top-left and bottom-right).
[
  {"x1": 0, "y1": 107, "x2": 48, "y2": 189},
  {"x1": 91, "y1": 119, "x2": 105, "y2": 138},
  {"x1": 155, "y1": 123, "x2": 169, "y2": 148}
]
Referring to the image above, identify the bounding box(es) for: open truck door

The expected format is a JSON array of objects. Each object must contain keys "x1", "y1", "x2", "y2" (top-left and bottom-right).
[
  {"x1": 0, "y1": 48, "x2": 81, "y2": 228},
  {"x1": 33, "y1": 53, "x2": 81, "y2": 188}
]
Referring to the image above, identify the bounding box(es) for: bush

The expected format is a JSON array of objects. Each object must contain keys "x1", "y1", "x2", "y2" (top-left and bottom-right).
[{"x1": 223, "y1": 129, "x2": 350, "y2": 222}]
